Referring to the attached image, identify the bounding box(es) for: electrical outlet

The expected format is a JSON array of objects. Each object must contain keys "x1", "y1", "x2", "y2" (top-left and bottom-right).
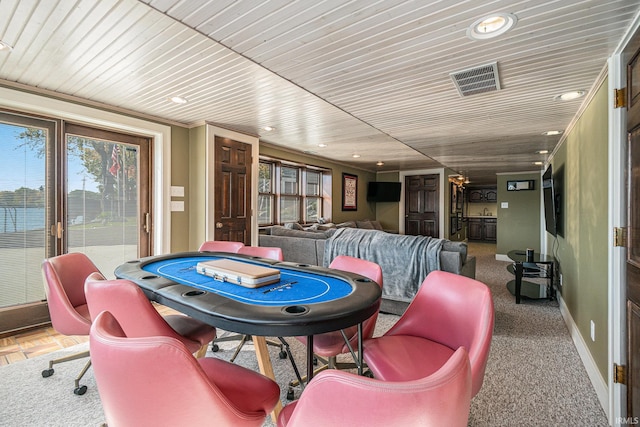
[{"x1": 590, "y1": 320, "x2": 595, "y2": 341}]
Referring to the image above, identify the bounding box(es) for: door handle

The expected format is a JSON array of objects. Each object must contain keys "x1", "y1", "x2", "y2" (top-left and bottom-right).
[{"x1": 216, "y1": 222, "x2": 223, "y2": 229}]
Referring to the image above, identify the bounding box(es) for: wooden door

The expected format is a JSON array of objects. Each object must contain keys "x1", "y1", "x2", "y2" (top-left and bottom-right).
[
  {"x1": 405, "y1": 174, "x2": 439, "y2": 237},
  {"x1": 626, "y1": 30, "x2": 640, "y2": 418},
  {"x1": 214, "y1": 136, "x2": 251, "y2": 244}
]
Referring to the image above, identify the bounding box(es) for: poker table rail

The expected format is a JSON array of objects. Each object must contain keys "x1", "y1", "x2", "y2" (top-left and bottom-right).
[{"x1": 114, "y1": 251, "x2": 381, "y2": 337}]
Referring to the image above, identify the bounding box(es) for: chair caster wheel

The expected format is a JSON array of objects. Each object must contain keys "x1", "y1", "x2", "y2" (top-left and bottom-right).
[
  {"x1": 211, "y1": 344, "x2": 219, "y2": 352},
  {"x1": 363, "y1": 370, "x2": 374, "y2": 378},
  {"x1": 279, "y1": 350, "x2": 287, "y2": 359},
  {"x1": 42, "y1": 368, "x2": 54, "y2": 378},
  {"x1": 74, "y1": 385, "x2": 87, "y2": 395},
  {"x1": 286, "y1": 387, "x2": 295, "y2": 400}
]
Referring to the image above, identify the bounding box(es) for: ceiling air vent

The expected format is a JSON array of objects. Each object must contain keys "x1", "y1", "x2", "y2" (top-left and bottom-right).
[{"x1": 450, "y1": 62, "x2": 500, "y2": 97}]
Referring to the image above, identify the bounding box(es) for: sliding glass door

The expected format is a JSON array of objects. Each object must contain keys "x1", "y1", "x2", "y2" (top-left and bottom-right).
[
  {"x1": 64, "y1": 124, "x2": 151, "y2": 277},
  {"x1": 0, "y1": 112, "x2": 55, "y2": 322},
  {"x1": 0, "y1": 111, "x2": 151, "y2": 333}
]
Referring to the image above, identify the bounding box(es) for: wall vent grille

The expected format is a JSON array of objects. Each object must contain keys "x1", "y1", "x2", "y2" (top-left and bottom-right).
[{"x1": 450, "y1": 62, "x2": 501, "y2": 97}]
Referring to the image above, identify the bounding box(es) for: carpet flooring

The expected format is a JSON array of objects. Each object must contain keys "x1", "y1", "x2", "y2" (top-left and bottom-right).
[{"x1": 0, "y1": 242, "x2": 608, "y2": 426}]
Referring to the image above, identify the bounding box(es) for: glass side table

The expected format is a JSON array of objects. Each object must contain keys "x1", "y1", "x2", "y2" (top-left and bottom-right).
[{"x1": 507, "y1": 250, "x2": 556, "y2": 304}]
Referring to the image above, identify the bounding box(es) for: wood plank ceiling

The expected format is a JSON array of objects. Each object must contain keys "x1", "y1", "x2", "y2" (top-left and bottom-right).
[{"x1": 0, "y1": 0, "x2": 638, "y2": 184}]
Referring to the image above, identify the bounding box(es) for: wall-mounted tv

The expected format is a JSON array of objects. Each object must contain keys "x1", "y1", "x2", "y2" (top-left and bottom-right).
[
  {"x1": 542, "y1": 164, "x2": 563, "y2": 236},
  {"x1": 367, "y1": 181, "x2": 402, "y2": 202}
]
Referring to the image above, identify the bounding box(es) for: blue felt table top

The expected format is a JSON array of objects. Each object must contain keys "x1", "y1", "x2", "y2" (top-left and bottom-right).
[{"x1": 142, "y1": 256, "x2": 353, "y2": 306}]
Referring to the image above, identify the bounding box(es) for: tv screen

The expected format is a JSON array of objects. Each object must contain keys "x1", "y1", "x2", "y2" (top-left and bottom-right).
[
  {"x1": 542, "y1": 165, "x2": 557, "y2": 236},
  {"x1": 367, "y1": 181, "x2": 402, "y2": 202}
]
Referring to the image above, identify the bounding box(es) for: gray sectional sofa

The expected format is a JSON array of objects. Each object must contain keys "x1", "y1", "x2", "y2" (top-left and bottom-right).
[{"x1": 259, "y1": 223, "x2": 476, "y2": 314}]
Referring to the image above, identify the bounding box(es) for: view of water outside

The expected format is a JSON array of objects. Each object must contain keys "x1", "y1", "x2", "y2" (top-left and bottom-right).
[{"x1": 0, "y1": 122, "x2": 139, "y2": 308}]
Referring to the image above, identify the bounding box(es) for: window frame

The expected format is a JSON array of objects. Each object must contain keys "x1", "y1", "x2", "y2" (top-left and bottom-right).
[{"x1": 258, "y1": 157, "x2": 331, "y2": 226}]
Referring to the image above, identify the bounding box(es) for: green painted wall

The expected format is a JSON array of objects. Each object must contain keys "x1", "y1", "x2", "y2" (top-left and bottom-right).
[
  {"x1": 374, "y1": 171, "x2": 401, "y2": 232},
  {"x1": 259, "y1": 145, "x2": 376, "y2": 223},
  {"x1": 496, "y1": 173, "x2": 541, "y2": 255},
  {"x1": 547, "y1": 78, "x2": 609, "y2": 378},
  {"x1": 188, "y1": 125, "x2": 207, "y2": 250},
  {"x1": 169, "y1": 125, "x2": 190, "y2": 252}
]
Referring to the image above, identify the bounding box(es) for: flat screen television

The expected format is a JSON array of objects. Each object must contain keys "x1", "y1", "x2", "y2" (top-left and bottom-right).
[
  {"x1": 542, "y1": 165, "x2": 558, "y2": 236},
  {"x1": 367, "y1": 181, "x2": 402, "y2": 202}
]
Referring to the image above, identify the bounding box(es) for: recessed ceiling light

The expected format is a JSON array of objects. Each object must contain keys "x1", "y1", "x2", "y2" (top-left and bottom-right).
[
  {"x1": 533, "y1": 161, "x2": 544, "y2": 166},
  {"x1": 262, "y1": 126, "x2": 275, "y2": 132},
  {"x1": 0, "y1": 40, "x2": 13, "y2": 52},
  {"x1": 554, "y1": 90, "x2": 586, "y2": 101},
  {"x1": 467, "y1": 13, "x2": 518, "y2": 40},
  {"x1": 168, "y1": 96, "x2": 188, "y2": 104},
  {"x1": 352, "y1": 154, "x2": 361, "y2": 158},
  {"x1": 376, "y1": 161, "x2": 384, "y2": 166},
  {"x1": 536, "y1": 150, "x2": 549, "y2": 154},
  {"x1": 318, "y1": 143, "x2": 327, "y2": 148},
  {"x1": 542, "y1": 130, "x2": 563, "y2": 136}
]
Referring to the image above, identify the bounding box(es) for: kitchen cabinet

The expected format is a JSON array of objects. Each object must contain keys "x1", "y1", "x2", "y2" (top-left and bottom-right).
[
  {"x1": 468, "y1": 187, "x2": 497, "y2": 203},
  {"x1": 468, "y1": 217, "x2": 497, "y2": 242}
]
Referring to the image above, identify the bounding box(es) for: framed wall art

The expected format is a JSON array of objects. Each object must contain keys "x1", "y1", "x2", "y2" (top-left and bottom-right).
[{"x1": 342, "y1": 173, "x2": 358, "y2": 211}]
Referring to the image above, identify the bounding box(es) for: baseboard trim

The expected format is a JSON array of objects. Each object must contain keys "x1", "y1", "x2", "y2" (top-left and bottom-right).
[
  {"x1": 558, "y1": 293, "x2": 609, "y2": 419},
  {"x1": 496, "y1": 254, "x2": 510, "y2": 262}
]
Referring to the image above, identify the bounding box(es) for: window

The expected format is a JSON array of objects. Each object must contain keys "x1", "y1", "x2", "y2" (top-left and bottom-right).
[
  {"x1": 258, "y1": 159, "x2": 330, "y2": 225},
  {"x1": 258, "y1": 162, "x2": 274, "y2": 224}
]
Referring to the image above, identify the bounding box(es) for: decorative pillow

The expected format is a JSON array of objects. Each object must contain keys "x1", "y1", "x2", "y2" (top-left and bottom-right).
[
  {"x1": 370, "y1": 220, "x2": 384, "y2": 230},
  {"x1": 285, "y1": 222, "x2": 304, "y2": 230},
  {"x1": 317, "y1": 223, "x2": 336, "y2": 230},
  {"x1": 356, "y1": 220, "x2": 375, "y2": 229},
  {"x1": 336, "y1": 221, "x2": 357, "y2": 228}
]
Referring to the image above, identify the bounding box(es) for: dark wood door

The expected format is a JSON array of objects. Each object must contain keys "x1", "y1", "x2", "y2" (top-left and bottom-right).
[
  {"x1": 405, "y1": 174, "x2": 439, "y2": 237},
  {"x1": 214, "y1": 136, "x2": 251, "y2": 244},
  {"x1": 626, "y1": 30, "x2": 640, "y2": 418}
]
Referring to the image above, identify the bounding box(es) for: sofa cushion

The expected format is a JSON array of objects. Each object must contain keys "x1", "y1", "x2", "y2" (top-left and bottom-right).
[
  {"x1": 442, "y1": 241, "x2": 467, "y2": 263},
  {"x1": 271, "y1": 226, "x2": 329, "y2": 239}
]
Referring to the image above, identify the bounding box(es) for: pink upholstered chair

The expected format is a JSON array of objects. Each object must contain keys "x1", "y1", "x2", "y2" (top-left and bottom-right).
[
  {"x1": 90, "y1": 310, "x2": 280, "y2": 427},
  {"x1": 238, "y1": 245, "x2": 283, "y2": 261},
  {"x1": 84, "y1": 273, "x2": 216, "y2": 358},
  {"x1": 199, "y1": 240, "x2": 245, "y2": 252},
  {"x1": 363, "y1": 270, "x2": 494, "y2": 397},
  {"x1": 297, "y1": 255, "x2": 383, "y2": 370},
  {"x1": 212, "y1": 245, "x2": 286, "y2": 360},
  {"x1": 277, "y1": 346, "x2": 472, "y2": 427},
  {"x1": 41, "y1": 252, "x2": 100, "y2": 395}
]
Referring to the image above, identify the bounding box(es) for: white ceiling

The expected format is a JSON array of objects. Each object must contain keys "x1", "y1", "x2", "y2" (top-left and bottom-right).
[{"x1": 1, "y1": 0, "x2": 638, "y2": 184}]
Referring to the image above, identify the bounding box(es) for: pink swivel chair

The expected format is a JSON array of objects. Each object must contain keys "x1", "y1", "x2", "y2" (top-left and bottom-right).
[
  {"x1": 238, "y1": 245, "x2": 283, "y2": 261},
  {"x1": 363, "y1": 270, "x2": 494, "y2": 397},
  {"x1": 41, "y1": 252, "x2": 100, "y2": 395},
  {"x1": 90, "y1": 310, "x2": 280, "y2": 427},
  {"x1": 84, "y1": 273, "x2": 216, "y2": 358},
  {"x1": 199, "y1": 240, "x2": 245, "y2": 252},
  {"x1": 277, "y1": 346, "x2": 472, "y2": 427},
  {"x1": 211, "y1": 245, "x2": 286, "y2": 360},
  {"x1": 290, "y1": 256, "x2": 383, "y2": 393}
]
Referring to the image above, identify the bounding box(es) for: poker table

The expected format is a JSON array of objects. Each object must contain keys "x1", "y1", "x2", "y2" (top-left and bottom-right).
[{"x1": 115, "y1": 251, "x2": 381, "y2": 413}]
